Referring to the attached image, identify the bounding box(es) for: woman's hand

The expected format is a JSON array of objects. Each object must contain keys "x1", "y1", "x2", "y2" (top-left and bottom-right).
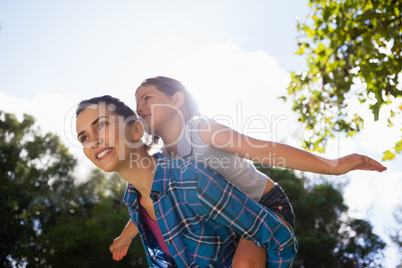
[
  {"x1": 109, "y1": 235, "x2": 133, "y2": 261},
  {"x1": 109, "y1": 219, "x2": 139, "y2": 261}
]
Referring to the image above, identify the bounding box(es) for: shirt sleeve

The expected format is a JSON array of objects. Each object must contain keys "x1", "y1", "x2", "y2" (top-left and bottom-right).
[{"x1": 193, "y1": 169, "x2": 297, "y2": 264}]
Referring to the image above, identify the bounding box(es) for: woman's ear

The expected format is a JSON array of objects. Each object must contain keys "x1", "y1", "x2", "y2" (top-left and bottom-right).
[{"x1": 173, "y1": 91, "x2": 185, "y2": 108}]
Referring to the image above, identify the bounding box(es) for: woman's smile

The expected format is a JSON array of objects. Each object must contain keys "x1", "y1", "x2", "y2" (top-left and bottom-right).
[{"x1": 96, "y1": 147, "x2": 114, "y2": 160}]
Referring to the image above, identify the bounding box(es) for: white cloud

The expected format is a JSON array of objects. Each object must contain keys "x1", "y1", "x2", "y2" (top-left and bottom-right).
[
  {"x1": 0, "y1": 92, "x2": 77, "y2": 147},
  {"x1": 373, "y1": 170, "x2": 402, "y2": 210}
]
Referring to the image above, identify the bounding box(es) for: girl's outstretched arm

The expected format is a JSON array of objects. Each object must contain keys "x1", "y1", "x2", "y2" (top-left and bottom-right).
[
  {"x1": 198, "y1": 121, "x2": 386, "y2": 175},
  {"x1": 110, "y1": 219, "x2": 139, "y2": 261}
]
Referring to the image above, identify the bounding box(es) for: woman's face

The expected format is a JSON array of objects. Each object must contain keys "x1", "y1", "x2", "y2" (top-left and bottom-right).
[
  {"x1": 136, "y1": 85, "x2": 181, "y2": 135},
  {"x1": 76, "y1": 104, "x2": 134, "y2": 173}
]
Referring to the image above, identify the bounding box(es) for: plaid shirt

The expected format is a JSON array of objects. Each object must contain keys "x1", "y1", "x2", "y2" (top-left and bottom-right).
[{"x1": 124, "y1": 153, "x2": 297, "y2": 268}]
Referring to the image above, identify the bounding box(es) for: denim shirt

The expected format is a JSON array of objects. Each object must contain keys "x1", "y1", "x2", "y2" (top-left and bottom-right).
[{"x1": 124, "y1": 153, "x2": 297, "y2": 268}]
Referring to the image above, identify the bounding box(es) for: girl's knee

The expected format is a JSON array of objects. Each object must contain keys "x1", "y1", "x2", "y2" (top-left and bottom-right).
[
  {"x1": 232, "y1": 255, "x2": 265, "y2": 268},
  {"x1": 233, "y1": 239, "x2": 266, "y2": 268}
]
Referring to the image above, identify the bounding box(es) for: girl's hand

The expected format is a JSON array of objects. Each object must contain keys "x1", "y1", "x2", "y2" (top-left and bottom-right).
[
  {"x1": 109, "y1": 235, "x2": 133, "y2": 261},
  {"x1": 333, "y1": 154, "x2": 387, "y2": 175}
]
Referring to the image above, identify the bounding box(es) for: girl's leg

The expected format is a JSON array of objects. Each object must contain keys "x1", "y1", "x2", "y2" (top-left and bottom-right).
[
  {"x1": 232, "y1": 215, "x2": 292, "y2": 268},
  {"x1": 232, "y1": 237, "x2": 267, "y2": 268},
  {"x1": 232, "y1": 182, "x2": 295, "y2": 267}
]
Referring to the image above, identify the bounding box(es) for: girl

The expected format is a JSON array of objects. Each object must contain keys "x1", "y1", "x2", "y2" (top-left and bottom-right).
[
  {"x1": 134, "y1": 76, "x2": 386, "y2": 268},
  {"x1": 75, "y1": 95, "x2": 297, "y2": 267}
]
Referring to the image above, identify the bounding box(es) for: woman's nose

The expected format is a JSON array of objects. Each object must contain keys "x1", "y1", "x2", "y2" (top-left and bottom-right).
[
  {"x1": 91, "y1": 140, "x2": 100, "y2": 148},
  {"x1": 89, "y1": 136, "x2": 102, "y2": 148}
]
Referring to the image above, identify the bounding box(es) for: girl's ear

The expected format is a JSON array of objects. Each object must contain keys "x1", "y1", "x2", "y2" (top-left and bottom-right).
[
  {"x1": 173, "y1": 91, "x2": 185, "y2": 108},
  {"x1": 132, "y1": 120, "x2": 145, "y2": 141}
]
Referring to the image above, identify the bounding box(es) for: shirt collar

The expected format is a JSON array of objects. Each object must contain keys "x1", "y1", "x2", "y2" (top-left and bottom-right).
[
  {"x1": 124, "y1": 152, "x2": 171, "y2": 208},
  {"x1": 150, "y1": 152, "x2": 172, "y2": 195}
]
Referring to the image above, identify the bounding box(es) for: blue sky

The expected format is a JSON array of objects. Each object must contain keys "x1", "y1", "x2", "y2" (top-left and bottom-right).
[
  {"x1": 0, "y1": 0, "x2": 309, "y2": 98},
  {"x1": 1, "y1": 1, "x2": 401, "y2": 266}
]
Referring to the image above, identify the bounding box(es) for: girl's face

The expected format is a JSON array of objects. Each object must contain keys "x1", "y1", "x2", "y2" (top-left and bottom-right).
[
  {"x1": 136, "y1": 85, "x2": 181, "y2": 135},
  {"x1": 76, "y1": 104, "x2": 134, "y2": 173}
]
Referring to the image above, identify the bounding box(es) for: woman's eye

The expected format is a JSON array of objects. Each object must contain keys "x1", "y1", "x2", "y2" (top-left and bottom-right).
[
  {"x1": 144, "y1": 96, "x2": 151, "y2": 101},
  {"x1": 80, "y1": 135, "x2": 88, "y2": 143},
  {"x1": 98, "y1": 121, "x2": 108, "y2": 130}
]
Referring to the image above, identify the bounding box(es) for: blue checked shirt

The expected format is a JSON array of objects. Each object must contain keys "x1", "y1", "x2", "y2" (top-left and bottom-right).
[{"x1": 124, "y1": 153, "x2": 297, "y2": 268}]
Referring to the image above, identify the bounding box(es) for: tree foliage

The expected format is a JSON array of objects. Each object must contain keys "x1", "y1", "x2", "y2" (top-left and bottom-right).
[
  {"x1": 42, "y1": 171, "x2": 147, "y2": 268},
  {"x1": 0, "y1": 111, "x2": 77, "y2": 266},
  {"x1": 286, "y1": 0, "x2": 402, "y2": 160},
  {"x1": 256, "y1": 165, "x2": 386, "y2": 267}
]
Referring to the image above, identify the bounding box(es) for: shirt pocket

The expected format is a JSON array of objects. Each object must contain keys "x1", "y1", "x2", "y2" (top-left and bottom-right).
[
  {"x1": 182, "y1": 229, "x2": 223, "y2": 265},
  {"x1": 181, "y1": 226, "x2": 239, "y2": 267}
]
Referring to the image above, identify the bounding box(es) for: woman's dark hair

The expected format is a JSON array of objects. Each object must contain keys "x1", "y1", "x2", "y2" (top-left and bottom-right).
[
  {"x1": 136, "y1": 76, "x2": 200, "y2": 117},
  {"x1": 76, "y1": 95, "x2": 137, "y2": 124}
]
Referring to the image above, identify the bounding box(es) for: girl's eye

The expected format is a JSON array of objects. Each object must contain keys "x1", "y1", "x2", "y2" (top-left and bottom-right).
[{"x1": 144, "y1": 96, "x2": 151, "y2": 101}]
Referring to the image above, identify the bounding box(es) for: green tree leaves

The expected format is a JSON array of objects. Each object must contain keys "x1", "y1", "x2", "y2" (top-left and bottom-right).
[
  {"x1": 0, "y1": 111, "x2": 75, "y2": 266},
  {"x1": 287, "y1": 0, "x2": 402, "y2": 160}
]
